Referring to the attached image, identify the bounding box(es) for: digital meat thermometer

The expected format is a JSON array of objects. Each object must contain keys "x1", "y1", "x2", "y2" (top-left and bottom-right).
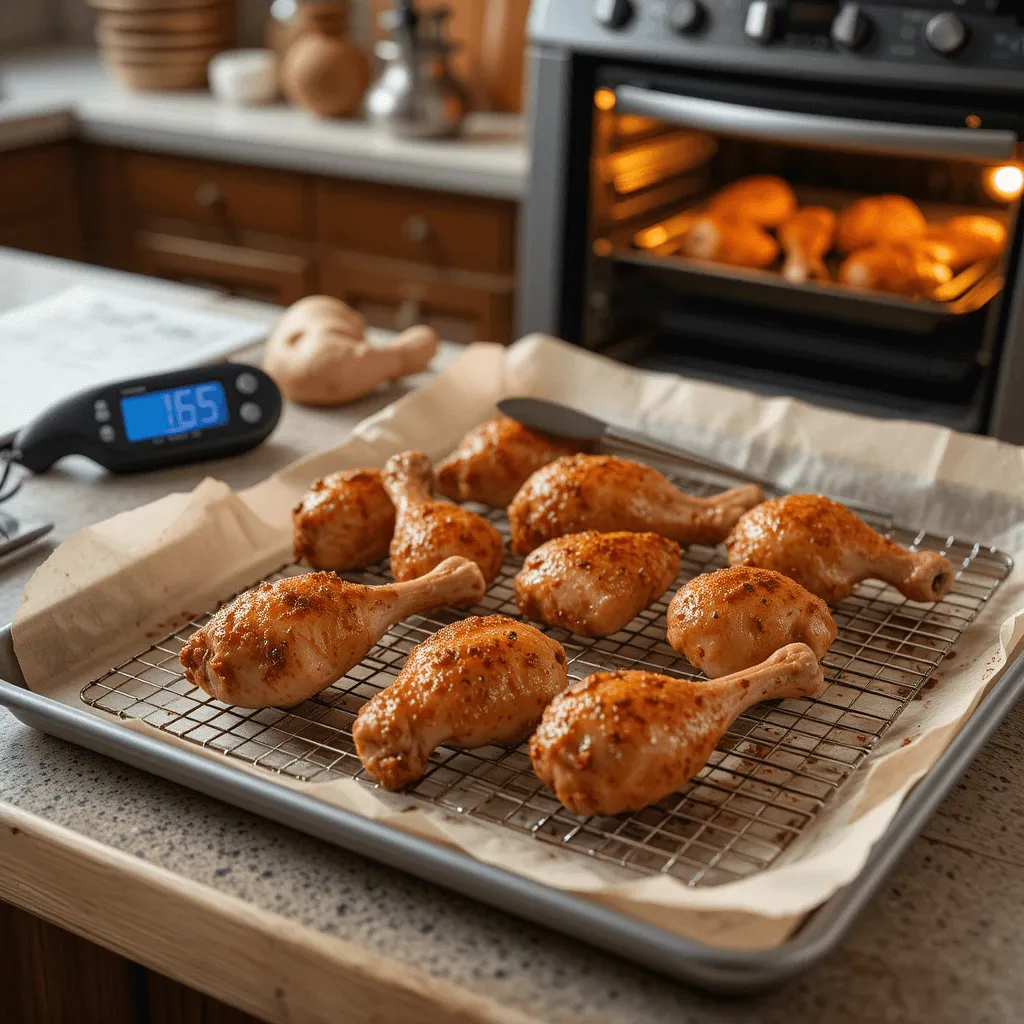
[{"x1": 6, "y1": 363, "x2": 282, "y2": 474}]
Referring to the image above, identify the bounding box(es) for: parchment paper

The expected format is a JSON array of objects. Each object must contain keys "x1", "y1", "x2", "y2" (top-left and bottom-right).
[{"x1": 13, "y1": 335, "x2": 1024, "y2": 951}]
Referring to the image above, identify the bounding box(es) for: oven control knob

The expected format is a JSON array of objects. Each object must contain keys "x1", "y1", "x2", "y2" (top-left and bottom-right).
[
  {"x1": 668, "y1": 0, "x2": 705, "y2": 33},
  {"x1": 924, "y1": 13, "x2": 969, "y2": 56},
  {"x1": 745, "y1": 1, "x2": 781, "y2": 44},
  {"x1": 831, "y1": 3, "x2": 872, "y2": 51},
  {"x1": 593, "y1": 0, "x2": 634, "y2": 30}
]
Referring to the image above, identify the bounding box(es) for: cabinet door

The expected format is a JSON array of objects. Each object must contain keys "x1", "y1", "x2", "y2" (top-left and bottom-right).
[
  {"x1": 137, "y1": 232, "x2": 313, "y2": 306},
  {"x1": 320, "y1": 253, "x2": 513, "y2": 344}
]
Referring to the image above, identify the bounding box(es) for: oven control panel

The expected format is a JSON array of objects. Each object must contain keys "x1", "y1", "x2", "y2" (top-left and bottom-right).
[{"x1": 536, "y1": 1, "x2": 1024, "y2": 93}]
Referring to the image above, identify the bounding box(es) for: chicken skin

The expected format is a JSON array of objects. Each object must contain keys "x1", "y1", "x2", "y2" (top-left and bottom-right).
[
  {"x1": 667, "y1": 566, "x2": 836, "y2": 677},
  {"x1": 679, "y1": 214, "x2": 780, "y2": 270},
  {"x1": 515, "y1": 531, "x2": 681, "y2": 638},
  {"x1": 839, "y1": 245, "x2": 951, "y2": 295},
  {"x1": 530, "y1": 643, "x2": 825, "y2": 816},
  {"x1": 353, "y1": 615, "x2": 568, "y2": 789},
  {"x1": 292, "y1": 468, "x2": 394, "y2": 571},
  {"x1": 779, "y1": 206, "x2": 836, "y2": 284},
  {"x1": 508, "y1": 454, "x2": 763, "y2": 555},
  {"x1": 436, "y1": 415, "x2": 581, "y2": 508},
  {"x1": 923, "y1": 215, "x2": 1006, "y2": 269},
  {"x1": 726, "y1": 494, "x2": 955, "y2": 604},
  {"x1": 707, "y1": 175, "x2": 797, "y2": 228},
  {"x1": 383, "y1": 450, "x2": 506, "y2": 585},
  {"x1": 179, "y1": 557, "x2": 487, "y2": 709},
  {"x1": 836, "y1": 195, "x2": 926, "y2": 253}
]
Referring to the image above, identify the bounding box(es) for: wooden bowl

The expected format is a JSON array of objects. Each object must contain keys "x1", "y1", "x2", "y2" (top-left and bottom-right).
[
  {"x1": 96, "y1": 22, "x2": 236, "y2": 49},
  {"x1": 97, "y1": 5, "x2": 237, "y2": 32},
  {"x1": 89, "y1": 0, "x2": 235, "y2": 13},
  {"x1": 101, "y1": 42, "x2": 227, "y2": 64},
  {"x1": 109, "y1": 60, "x2": 211, "y2": 90}
]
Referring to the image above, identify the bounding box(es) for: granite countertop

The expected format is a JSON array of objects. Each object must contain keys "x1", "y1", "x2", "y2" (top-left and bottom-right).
[
  {"x1": 0, "y1": 48, "x2": 528, "y2": 199},
  {"x1": 3, "y1": 251, "x2": 1024, "y2": 1022}
]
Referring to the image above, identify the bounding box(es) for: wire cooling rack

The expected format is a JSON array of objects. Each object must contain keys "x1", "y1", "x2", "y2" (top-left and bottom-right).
[{"x1": 80, "y1": 470, "x2": 1012, "y2": 887}]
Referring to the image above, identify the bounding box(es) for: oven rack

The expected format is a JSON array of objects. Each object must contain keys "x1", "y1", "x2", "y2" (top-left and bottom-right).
[{"x1": 78, "y1": 472, "x2": 1011, "y2": 889}]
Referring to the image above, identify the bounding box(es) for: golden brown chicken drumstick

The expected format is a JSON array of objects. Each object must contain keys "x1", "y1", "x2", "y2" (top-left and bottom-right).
[
  {"x1": 383, "y1": 450, "x2": 506, "y2": 585},
  {"x1": 708, "y1": 175, "x2": 797, "y2": 228},
  {"x1": 179, "y1": 557, "x2": 487, "y2": 709},
  {"x1": 353, "y1": 616, "x2": 568, "y2": 789},
  {"x1": 292, "y1": 468, "x2": 394, "y2": 571},
  {"x1": 436, "y1": 415, "x2": 581, "y2": 508},
  {"x1": 515, "y1": 531, "x2": 681, "y2": 638},
  {"x1": 530, "y1": 643, "x2": 825, "y2": 816},
  {"x1": 667, "y1": 566, "x2": 836, "y2": 677},
  {"x1": 779, "y1": 206, "x2": 836, "y2": 284},
  {"x1": 836, "y1": 194, "x2": 927, "y2": 252},
  {"x1": 678, "y1": 214, "x2": 779, "y2": 270},
  {"x1": 923, "y1": 215, "x2": 1006, "y2": 269},
  {"x1": 508, "y1": 454, "x2": 763, "y2": 556},
  {"x1": 726, "y1": 495, "x2": 954, "y2": 605},
  {"x1": 839, "y1": 245, "x2": 951, "y2": 295}
]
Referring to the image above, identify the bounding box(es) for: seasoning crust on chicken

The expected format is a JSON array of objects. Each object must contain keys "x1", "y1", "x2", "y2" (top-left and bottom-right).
[
  {"x1": 515, "y1": 531, "x2": 681, "y2": 638},
  {"x1": 353, "y1": 615, "x2": 568, "y2": 789},
  {"x1": 666, "y1": 566, "x2": 836, "y2": 677}
]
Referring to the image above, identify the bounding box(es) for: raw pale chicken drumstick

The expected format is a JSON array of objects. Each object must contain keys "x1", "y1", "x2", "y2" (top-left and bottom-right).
[
  {"x1": 779, "y1": 206, "x2": 836, "y2": 283},
  {"x1": 508, "y1": 454, "x2": 763, "y2": 555},
  {"x1": 179, "y1": 557, "x2": 486, "y2": 709},
  {"x1": 515, "y1": 531, "x2": 681, "y2": 638},
  {"x1": 726, "y1": 494, "x2": 954, "y2": 604},
  {"x1": 353, "y1": 615, "x2": 568, "y2": 789},
  {"x1": 436, "y1": 415, "x2": 581, "y2": 508},
  {"x1": 530, "y1": 643, "x2": 825, "y2": 816},
  {"x1": 667, "y1": 566, "x2": 836, "y2": 677},
  {"x1": 679, "y1": 214, "x2": 779, "y2": 270},
  {"x1": 292, "y1": 468, "x2": 395, "y2": 571},
  {"x1": 383, "y1": 450, "x2": 506, "y2": 584},
  {"x1": 708, "y1": 175, "x2": 797, "y2": 228}
]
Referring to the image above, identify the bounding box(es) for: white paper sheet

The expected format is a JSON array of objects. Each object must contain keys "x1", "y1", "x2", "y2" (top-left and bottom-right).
[{"x1": 0, "y1": 285, "x2": 268, "y2": 441}]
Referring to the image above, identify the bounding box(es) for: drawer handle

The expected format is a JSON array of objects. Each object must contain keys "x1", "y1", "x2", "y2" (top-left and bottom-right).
[
  {"x1": 396, "y1": 299, "x2": 422, "y2": 330},
  {"x1": 403, "y1": 214, "x2": 432, "y2": 244},
  {"x1": 195, "y1": 182, "x2": 224, "y2": 209}
]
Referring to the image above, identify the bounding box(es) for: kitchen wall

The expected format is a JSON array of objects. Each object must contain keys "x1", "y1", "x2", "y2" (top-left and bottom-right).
[{"x1": 0, "y1": 0, "x2": 55, "y2": 49}]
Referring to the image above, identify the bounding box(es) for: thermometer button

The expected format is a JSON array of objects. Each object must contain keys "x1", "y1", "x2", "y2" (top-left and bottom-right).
[
  {"x1": 235, "y1": 372, "x2": 259, "y2": 395},
  {"x1": 99, "y1": 425, "x2": 116, "y2": 443},
  {"x1": 239, "y1": 402, "x2": 263, "y2": 424},
  {"x1": 94, "y1": 400, "x2": 111, "y2": 423}
]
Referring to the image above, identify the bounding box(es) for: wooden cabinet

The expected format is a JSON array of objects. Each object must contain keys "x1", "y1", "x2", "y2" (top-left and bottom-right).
[
  {"x1": 0, "y1": 142, "x2": 85, "y2": 261},
  {"x1": 85, "y1": 147, "x2": 518, "y2": 344}
]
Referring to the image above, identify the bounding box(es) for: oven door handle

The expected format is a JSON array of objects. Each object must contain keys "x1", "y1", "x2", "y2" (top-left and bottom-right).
[{"x1": 613, "y1": 86, "x2": 1017, "y2": 163}]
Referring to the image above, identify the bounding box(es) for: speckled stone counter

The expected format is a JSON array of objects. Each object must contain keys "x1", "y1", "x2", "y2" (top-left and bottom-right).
[{"x1": 2, "y1": 252, "x2": 1024, "y2": 1023}]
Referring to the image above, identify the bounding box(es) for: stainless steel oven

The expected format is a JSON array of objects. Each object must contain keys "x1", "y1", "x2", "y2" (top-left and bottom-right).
[{"x1": 519, "y1": 0, "x2": 1024, "y2": 440}]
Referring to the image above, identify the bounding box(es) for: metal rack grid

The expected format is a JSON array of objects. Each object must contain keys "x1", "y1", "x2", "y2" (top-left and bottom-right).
[{"x1": 80, "y1": 471, "x2": 1012, "y2": 887}]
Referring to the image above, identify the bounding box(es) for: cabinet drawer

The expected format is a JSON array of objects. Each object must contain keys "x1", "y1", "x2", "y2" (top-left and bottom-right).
[
  {"x1": 125, "y1": 154, "x2": 308, "y2": 239},
  {"x1": 137, "y1": 231, "x2": 313, "y2": 305},
  {"x1": 315, "y1": 181, "x2": 516, "y2": 275},
  {"x1": 320, "y1": 254, "x2": 513, "y2": 344},
  {"x1": 0, "y1": 143, "x2": 79, "y2": 223}
]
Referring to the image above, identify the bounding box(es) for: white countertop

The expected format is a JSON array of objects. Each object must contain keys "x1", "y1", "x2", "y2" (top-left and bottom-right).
[{"x1": 0, "y1": 48, "x2": 528, "y2": 199}]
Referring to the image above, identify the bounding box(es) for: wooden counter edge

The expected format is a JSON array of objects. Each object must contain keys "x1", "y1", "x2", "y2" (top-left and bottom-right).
[{"x1": 0, "y1": 803, "x2": 538, "y2": 1024}]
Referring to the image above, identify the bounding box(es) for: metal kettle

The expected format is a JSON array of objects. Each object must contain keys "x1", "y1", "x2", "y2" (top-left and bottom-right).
[{"x1": 364, "y1": 0, "x2": 469, "y2": 139}]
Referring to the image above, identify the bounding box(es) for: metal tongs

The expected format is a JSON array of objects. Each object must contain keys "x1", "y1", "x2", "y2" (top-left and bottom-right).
[{"x1": 497, "y1": 397, "x2": 891, "y2": 523}]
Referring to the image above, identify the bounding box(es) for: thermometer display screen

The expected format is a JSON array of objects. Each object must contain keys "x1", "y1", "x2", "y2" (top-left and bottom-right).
[{"x1": 120, "y1": 382, "x2": 230, "y2": 443}]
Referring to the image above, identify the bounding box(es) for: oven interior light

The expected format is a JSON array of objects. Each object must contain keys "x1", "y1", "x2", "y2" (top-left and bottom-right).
[
  {"x1": 594, "y1": 88, "x2": 616, "y2": 112},
  {"x1": 984, "y1": 164, "x2": 1024, "y2": 202}
]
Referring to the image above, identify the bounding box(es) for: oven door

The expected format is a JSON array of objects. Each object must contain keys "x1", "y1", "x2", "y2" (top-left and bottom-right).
[{"x1": 577, "y1": 70, "x2": 1024, "y2": 434}]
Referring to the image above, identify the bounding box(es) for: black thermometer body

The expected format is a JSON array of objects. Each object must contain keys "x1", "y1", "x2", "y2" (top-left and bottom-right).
[{"x1": 13, "y1": 363, "x2": 283, "y2": 473}]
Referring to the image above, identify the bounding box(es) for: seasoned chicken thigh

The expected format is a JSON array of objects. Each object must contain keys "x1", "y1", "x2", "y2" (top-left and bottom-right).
[
  {"x1": 726, "y1": 494, "x2": 955, "y2": 604},
  {"x1": 508, "y1": 454, "x2": 763, "y2": 555},
  {"x1": 667, "y1": 566, "x2": 836, "y2": 677},
  {"x1": 179, "y1": 557, "x2": 487, "y2": 709},
  {"x1": 531, "y1": 643, "x2": 825, "y2": 816},
  {"x1": 436, "y1": 416, "x2": 581, "y2": 508},
  {"x1": 292, "y1": 468, "x2": 394, "y2": 571},
  {"x1": 383, "y1": 450, "x2": 506, "y2": 585},
  {"x1": 708, "y1": 175, "x2": 797, "y2": 228},
  {"x1": 353, "y1": 615, "x2": 568, "y2": 789},
  {"x1": 515, "y1": 531, "x2": 681, "y2": 637}
]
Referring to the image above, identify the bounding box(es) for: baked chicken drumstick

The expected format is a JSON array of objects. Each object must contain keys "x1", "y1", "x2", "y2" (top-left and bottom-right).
[
  {"x1": 679, "y1": 214, "x2": 779, "y2": 270},
  {"x1": 726, "y1": 494, "x2": 955, "y2": 604},
  {"x1": 779, "y1": 206, "x2": 836, "y2": 283},
  {"x1": 179, "y1": 557, "x2": 487, "y2": 709},
  {"x1": 292, "y1": 468, "x2": 394, "y2": 571},
  {"x1": 836, "y1": 194, "x2": 927, "y2": 252},
  {"x1": 708, "y1": 175, "x2": 797, "y2": 228},
  {"x1": 515, "y1": 531, "x2": 681, "y2": 638},
  {"x1": 436, "y1": 415, "x2": 580, "y2": 508},
  {"x1": 667, "y1": 566, "x2": 836, "y2": 677},
  {"x1": 530, "y1": 643, "x2": 825, "y2": 816},
  {"x1": 508, "y1": 454, "x2": 763, "y2": 555},
  {"x1": 353, "y1": 615, "x2": 568, "y2": 789},
  {"x1": 383, "y1": 450, "x2": 506, "y2": 584}
]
